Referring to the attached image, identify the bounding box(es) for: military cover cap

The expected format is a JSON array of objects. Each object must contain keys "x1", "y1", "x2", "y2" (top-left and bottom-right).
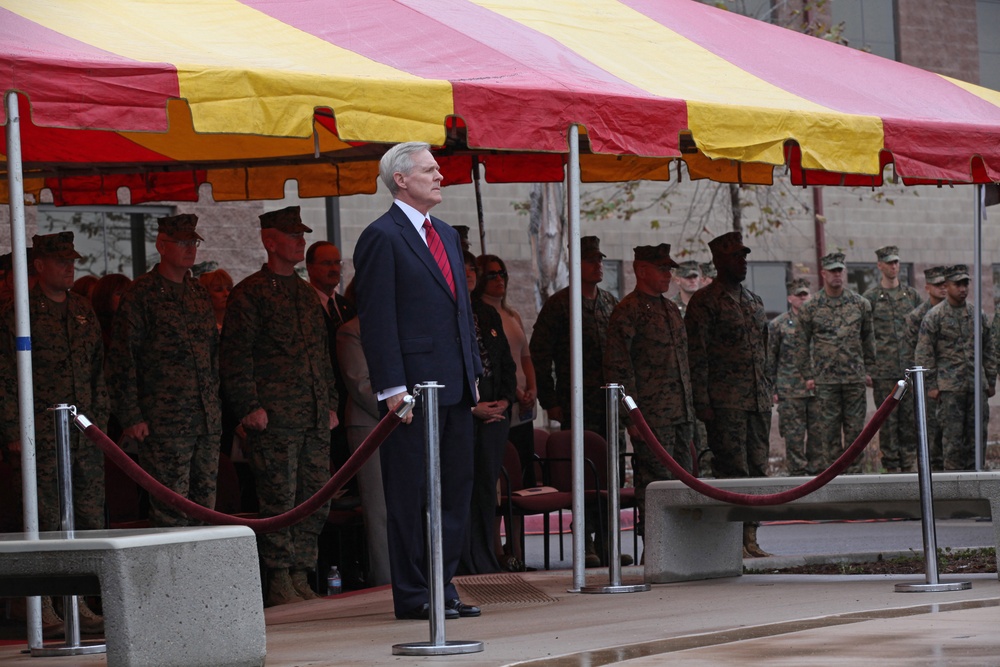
[
  {"x1": 259, "y1": 206, "x2": 312, "y2": 234},
  {"x1": 875, "y1": 245, "x2": 900, "y2": 262},
  {"x1": 580, "y1": 235, "x2": 606, "y2": 261},
  {"x1": 633, "y1": 243, "x2": 679, "y2": 268},
  {"x1": 700, "y1": 262, "x2": 716, "y2": 278},
  {"x1": 820, "y1": 252, "x2": 846, "y2": 270},
  {"x1": 924, "y1": 265, "x2": 948, "y2": 285},
  {"x1": 157, "y1": 213, "x2": 203, "y2": 241},
  {"x1": 676, "y1": 260, "x2": 701, "y2": 277},
  {"x1": 708, "y1": 231, "x2": 750, "y2": 256},
  {"x1": 32, "y1": 231, "x2": 82, "y2": 260},
  {"x1": 786, "y1": 278, "x2": 810, "y2": 296},
  {"x1": 945, "y1": 264, "x2": 970, "y2": 282}
]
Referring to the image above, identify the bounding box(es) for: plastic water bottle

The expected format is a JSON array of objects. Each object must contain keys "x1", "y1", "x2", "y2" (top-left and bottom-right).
[{"x1": 326, "y1": 566, "x2": 342, "y2": 595}]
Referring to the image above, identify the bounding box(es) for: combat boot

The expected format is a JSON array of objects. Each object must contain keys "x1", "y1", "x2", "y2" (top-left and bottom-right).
[
  {"x1": 77, "y1": 597, "x2": 105, "y2": 634},
  {"x1": 266, "y1": 568, "x2": 305, "y2": 607},
  {"x1": 743, "y1": 524, "x2": 771, "y2": 558},
  {"x1": 40, "y1": 597, "x2": 63, "y2": 639},
  {"x1": 290, "y1": 569, "x2": 321, "y2": 600}
]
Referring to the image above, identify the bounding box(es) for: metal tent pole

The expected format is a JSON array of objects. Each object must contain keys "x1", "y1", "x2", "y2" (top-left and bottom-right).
[
  {"x1": 974, "y1": 184, "x2": 984, "y2": 471},
  {"x1": 4, "y1": 90, "x2": 42, "y2": 649},
  {"x1": 567, "y1": 124, "x2": 585, "y2": 592}
]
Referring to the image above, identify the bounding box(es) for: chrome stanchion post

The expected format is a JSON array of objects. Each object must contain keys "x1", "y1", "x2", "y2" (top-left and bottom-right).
[
  {"x1": 31, "y1": 404, "x2": 106, "y2": 657},
  {"x1": 582, "y1": 386, "x2": 649, "y2": 594},
  {"x1": 895, "y1": 371, "x2": 971, "y2": 593},
  {"x1": 392, "y1": 384, "x2": 483, "y2": 656}
]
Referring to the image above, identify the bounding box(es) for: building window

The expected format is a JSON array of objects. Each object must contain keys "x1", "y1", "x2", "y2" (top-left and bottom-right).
[
  {"x1": 36, "y1": 205, "x2": 172, "y2": 278},
  {"x1": 831, "y1": 0, "x2": 897, "y2": 60},
  {"x1": 979, "y1": 0, "x2": 1000, "y2": 91},
  {"x1": 746, "y1": 261, "x2": 790, "y2": 318},
  {"x1": 602, "y1": 259, "x2": 624, "y2": 300}
]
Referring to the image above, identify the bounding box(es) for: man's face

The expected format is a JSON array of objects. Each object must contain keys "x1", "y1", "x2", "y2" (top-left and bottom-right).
[
  {"x1": 581, "y1": 257, "x2": 604, "y2": 285},
  {"x1": 878, "y1": 259, "x2": 900, "y2": 281},
  {"x1": 464, "y1": 261, "x2": 478, "y2": 293},
  {"x1": 787, "y1": 292, "x2": 809, "y2": 310},
  {"x1": 394, "y1": 149, "x2": 443, "y2": 212},
  {"x1": 34, "y1": 256, "x2": 75, "y2": 293},
  {"x1": 635, "y1": 262, "x2": 672, "y2": 295},
  {"x1": 157, "y1": 235, "x2": 198, "y2": 272},
  {"x1": 307, "y1": 244, "x2": 343, "y2": 294},
  {"x1": 927, "y1": 282, "x2": 948, "y2": 302},
  {"x1": 714, "y1": 249, "x2": 748, "y2": 283},
  {"x1": 678, "y1": 273, "x2": 701, "y2": 295},
  {"x1": 946, "y1": 278, "x2": 969, "y2": 305},
  {"x1": 822, "y1": 267, "x2": 845, "y2": 289},
  {"x1": 266, "y1": 230, "x2": 306, "y2": 266}
]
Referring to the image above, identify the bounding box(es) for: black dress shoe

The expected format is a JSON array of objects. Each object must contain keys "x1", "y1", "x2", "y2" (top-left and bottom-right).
[
  {"x1": 396, "y1": 603, "x2": 460, "y2": 620},
  {"x1": 445, "y1": 598, "x2": 481, "y2": 617}
]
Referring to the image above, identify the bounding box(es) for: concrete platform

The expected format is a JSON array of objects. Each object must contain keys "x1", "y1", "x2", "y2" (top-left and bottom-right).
[{"x1": 3, "y1": 566, "x2": 999, "y2": 666}]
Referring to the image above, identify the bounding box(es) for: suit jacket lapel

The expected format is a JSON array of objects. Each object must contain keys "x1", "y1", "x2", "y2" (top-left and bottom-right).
[{"x1": 391, "y1": 205, "x2": 455, "y2": 300}]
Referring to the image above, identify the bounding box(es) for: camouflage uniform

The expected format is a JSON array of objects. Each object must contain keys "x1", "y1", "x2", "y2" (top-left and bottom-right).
[
  {"x1": 604, "y1": 246, "x2": 693, "y2": 534},
  {"x1": 108, "y1": 265, "x2": 222, "y2": 526},
  {"x1": 905, "y1": 298, "x2": 943, "y2": 469},
  {"x1": 685, "y1": 237, "x2": 772, "y2": 480},
  {"x1": 862, "y1": 257, "x2": 922, "y2": 472},
  {"x1": 220, "y1": 264, "x2": 338, "y2": 570},
  {"x1": 767, "y1": 301, "x2": 816, "y2": 475},
  {"x1": 0, "y1": 238, "x2": 108, "y2": 532},
  {"x1": 915, "y1": 292, "x2": 996, "y2": 471},
  {"x1": 796, "y1": 278, "x2": 876, "y2": 473},
  {"x1": 530, "y1": 285, "x2": 618, "y2": 433}
]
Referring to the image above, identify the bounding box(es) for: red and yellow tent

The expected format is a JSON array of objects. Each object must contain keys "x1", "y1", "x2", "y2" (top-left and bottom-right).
[{"x1": 2, "y1": 0, "x2": 999, "y2": 206}]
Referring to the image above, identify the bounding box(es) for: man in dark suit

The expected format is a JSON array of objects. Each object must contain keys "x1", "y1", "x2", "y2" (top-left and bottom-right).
[{"x1": 353, "y1": 141, "x2": 483, "y2": 621}]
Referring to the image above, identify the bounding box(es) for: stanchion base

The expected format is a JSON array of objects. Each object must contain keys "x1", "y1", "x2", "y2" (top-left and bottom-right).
[
  {"x1": 580, "y1": 583, "x2": 651, "y2": 594},
  {"x1": 30, "y1": 640, "x2": 106, "y2": 657},
  {"x1": 894, "y1": 581, "x2": 972, "y2": 593},
  {"x1": 392, "y1": 639, "x2": 484, "y2": 655}
]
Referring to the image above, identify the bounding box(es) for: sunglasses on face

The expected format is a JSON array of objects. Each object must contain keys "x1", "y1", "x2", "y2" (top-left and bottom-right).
[{"x1": 485, "y1": 270, "x2": 508, "y2": 281}]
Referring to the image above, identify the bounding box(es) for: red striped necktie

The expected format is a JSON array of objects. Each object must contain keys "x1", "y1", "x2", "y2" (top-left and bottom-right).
[{"x1": 423, "y1": 217, "x2": 456, "y2": 296}]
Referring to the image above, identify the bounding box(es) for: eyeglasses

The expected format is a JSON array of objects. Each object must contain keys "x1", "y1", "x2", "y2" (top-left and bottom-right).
[
  {"x1": 485, "y1": 270, "x2": 508, "y2": 281},
  {"x1": 167, "y1": 239, "x2": 201, "y2": 248}
]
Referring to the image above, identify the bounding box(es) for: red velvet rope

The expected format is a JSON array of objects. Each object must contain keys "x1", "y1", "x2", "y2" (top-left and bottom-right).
[
  {"x1": 628, "y1": 386, "x2": 901, "y2": 506},
  {"x1": 81, "y1": 410, "x2": 402, "y2": 533}
]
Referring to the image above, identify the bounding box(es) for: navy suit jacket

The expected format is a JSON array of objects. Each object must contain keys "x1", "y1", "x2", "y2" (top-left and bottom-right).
[{"x1": 353, "y1": 203, "x2": 481, "y2": 406}]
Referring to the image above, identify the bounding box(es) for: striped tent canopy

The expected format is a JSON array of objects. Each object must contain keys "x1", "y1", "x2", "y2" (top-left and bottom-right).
[{"x1": 2, "y1": 0, "x2": 999, "y2": 206}]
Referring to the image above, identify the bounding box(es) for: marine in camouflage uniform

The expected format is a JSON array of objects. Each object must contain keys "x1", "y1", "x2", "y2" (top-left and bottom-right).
[
  {"x1": 914, "y1": 265, "x2": 996, "y2": 471},
  {"x1": 108, "y1": 214, "x2": 222, "y2": 527},
  {"x1": 796, "y1": 252, "x2": 876, "y2": 474},
  {"x1": 0, "y1": 232, "x2": 108, "y2": 532},
  {"x1": 530, "y1": 235, "x2": 618, "y2": 434},
  {"x1": 604, "y1": 244, "x2": 692, "y2": 536},
  {"x1": 904, "y1": 266, "x2": 948, "y2": 470},
  {"x1": 767, "y1": 278, "x2": 816, "y2": 476},
  {"x1": 671, "y1": 260, "x2": 701, "y2": 319},
  {"x1": 686, "y1": 232, "x2": 772, "y2": 481},
  {"x1": 862, "y1": 246, "x2": 922, "y2": 473},
  {"x1": 220, "y1": 206, "x2": 338, "y2": 605}
]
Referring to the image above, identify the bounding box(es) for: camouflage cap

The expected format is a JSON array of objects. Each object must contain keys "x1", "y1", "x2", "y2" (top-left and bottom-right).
[
  {"x1": 157, "y1": 213, "x2": 203, "y2": 241},
  {"x1": 633, "y1": 243, "x2": 679, "y2": 268},
  {"x1": 875, "y1": 245, "x2": 900, "y2": 263},
  {"x1": 786, "y1": 278, "x2": 810, "y2": 296},
  {"x1": 259, "y1": 206, "x2": 312, "y2": 234},
  {"x1": 820, "y1": 252, "x2": 846, "y2": 270},
  {"x1": 708, "y1": 231, "x2": 750, "y2": 257},
  {"x1": 924, "y1": 265, "x2": 948, "y2": 285},
  {"x1": 945, "y1": 264, "x2": 970, "y2": 282},
  {"x1": 580, "y1": 235, "x2": 606, "y2": 261},
  {"x1": 31, "y1": 231, "x2": 82, "y2": 260},
  {"x1": 676, "y1": 260, "x2": 701, "y2": 277},
  {"x1": 699, "y1": 262, "x2": 716, "y2": 278}
]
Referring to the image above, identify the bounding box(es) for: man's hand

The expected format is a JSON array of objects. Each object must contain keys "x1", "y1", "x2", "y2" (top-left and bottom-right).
[
  {"x1": 928, "y1": 389, "x2": 940, "y2": 401},
  {"x1": 772, "y1": 393, "x2": 779, "y2": 405},
  {"x1": 472, "y1": 400, "x2": 508, "y2": 423},
  {"x1": 386, "y1": 391, "x2": 413, "y2": 424},
  {"x1": 517, "y1": 387, "x2": 536, "y2": 410},
  {"x1": 865, "y1": 375, "x2": 872, "y2": 387},
  {"x1": 122, "y1": 422, "x2": 150, "y2": 443},
  {"x1": 242, "y1": 408, "x2": 269, "y2": 431},
  {"x1": 989, "y1": 386, "x2": 997, "y2": 398},
  {"x1": 805, "y1": 379, "x2": 816, "y2": 391},
  {"x1": 547, "y1": 406, "x2": 564, "y2": 424},
  {"x1": 329, "y1": 410, "x2": 339, "y2": 430}
]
